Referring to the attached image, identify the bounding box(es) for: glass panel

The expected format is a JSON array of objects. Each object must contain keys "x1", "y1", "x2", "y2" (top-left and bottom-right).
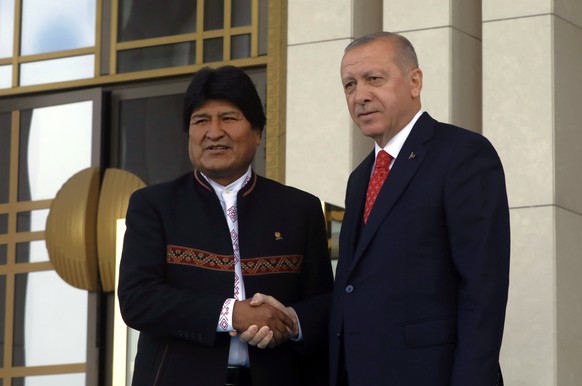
[
  {"x1": 0, "y1": 112, "x2": 9, "y2": 203},
  {"x1": 118, "y1": 0, "x2": 197, "y2": 42},
  {"x1": 18, "y1": 102, "x2": 92, "y2": 201},
  {"x1": 0, "y1": 65, "x2": 11, "y2": 89},
  {"x1": 16, "y1": 210, "x2": 49, "y2": 233},
  {"x1": 0, "y1": 0, "x2": 15, "y2": 58},
  {"x1": 117, "y1": 42, "x2": 196, "y2": 73},
  {"x1": 119, "y1": 95, "x2": 191, "y2": 185},
  {"x1": 20, "y1": 55, "x2": 95, "y2": 86},
  {"x1": 12, "y1": 373, "x2": 85, "y2": 386},
  {"x1": 231, "y1": 34, "x2": 250, "y2": 60},
  {"x1": 232, "y1": 0, "x2": 251, "y2": 27},
  {"x1": 20, "y1": 0, "x2": 96, "y2": 55},
  {"x1": 258, "y1": 0, "x2": 267, "y2": 56},
  {"x1": 16, "y1": 241, "x2": 49, "y2": 264},
  {"x1": 0, "y1": 275, "x2": 5, "y2": 366},
  {"x1": 204, "y1": 0, "x2": 224, "y2": 30},
  {"x1": 203, "y1": 38, "x2": 223, "y2": 63},
  {"x1": 0, "y1": 244, "x2": 6, "y2": 264},
  {"x1": 13, "y1": 271, "x2": 88, "y2": 366},
  {"x1": 0, "y1": 214, "x2": 7, "y2": 234}
]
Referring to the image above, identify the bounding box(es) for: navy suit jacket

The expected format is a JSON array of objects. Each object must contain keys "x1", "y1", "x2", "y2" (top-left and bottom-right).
[{"x1": 329, "y1": 113, "x2": 510, "y2": 386}]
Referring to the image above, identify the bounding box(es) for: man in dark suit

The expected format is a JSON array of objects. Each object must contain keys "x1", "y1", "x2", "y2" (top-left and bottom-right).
[
  {"x1": 118, "y1": 66, "x2": 333, "y2": 386},
  {"x1": 329, "y1": 32, "x2": 510, "y2": 386}
]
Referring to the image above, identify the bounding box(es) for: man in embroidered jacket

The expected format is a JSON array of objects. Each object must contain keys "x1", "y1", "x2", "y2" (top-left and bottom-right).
[{"x1": 117, "y1": 66, "x2": 334, "y2": 386}]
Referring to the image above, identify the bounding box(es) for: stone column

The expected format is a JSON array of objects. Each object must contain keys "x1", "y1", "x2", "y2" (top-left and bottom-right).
[
  {"x1": 384, "y1": 0, "x2": 482, "y2": 132},
  {"x1": 483, "y1": 0, "x2": 582, "y2": 384},
  {"x1": 285, "y1": 0, "x2": 381, "y2": 207}
]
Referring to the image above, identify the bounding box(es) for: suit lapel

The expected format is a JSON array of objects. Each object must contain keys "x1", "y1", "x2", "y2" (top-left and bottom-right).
[
  {"x1": 341, "y1": 152, "x2": 375, "y2": 266},
  {"x1": 349, "y1": 113, "x2": 436, "y2": 271}
]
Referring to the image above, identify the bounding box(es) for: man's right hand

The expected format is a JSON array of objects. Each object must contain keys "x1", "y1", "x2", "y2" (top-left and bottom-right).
[{"x1": 232, "y1": 298, "x2": 294, "y2": 345}]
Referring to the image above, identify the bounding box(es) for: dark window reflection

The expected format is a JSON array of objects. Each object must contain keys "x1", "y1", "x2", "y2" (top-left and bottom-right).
[
  {"x1": 0, "y1": 244, "x2": 6, "y2": 265},
  {"x1": 231, "y1": 34, "x2": 251, "y2": 60},
  {"x1": 12, "y1": 274, "x2": 26, "y2": 368},
  {"x1": 0, "y1": 113, "x2": 9, "y2": 204},
  {"x1": 17, "y1": 111, "x2": 32, "y2": 203},
  {"x1": 16, "y1": 212, "x2": 31, "y2": 233},
  {"x1": 258, "y1": 0, "x2": 268, "y2": 56},
  {"x1": 232, "y1": 0, "x2": 252, "y2": 27},
  {"x1": 0, "y1": 214, "x2": 7, "y2": 235},
  {"x1": 118, "y1": 95, "x2": 191, "y2": 185},
  {"x1": 118, "y1": 0, "x2": 197, "y2": 41},
  {"x1": 204, "y1": 0, "x2": 224, "y2": 30},
  {"x1": 117, "y1": 42, "x2": 196, "y2": 73},
  {"x1": 15, "y1": 243, "x2": 31, "y2": 264},
  {"x1": 203, "y1": 38, "x2": 223, "y2": 63},
  {"x1": 0, "y1": 274, "x2": 5, "y2": 367}
]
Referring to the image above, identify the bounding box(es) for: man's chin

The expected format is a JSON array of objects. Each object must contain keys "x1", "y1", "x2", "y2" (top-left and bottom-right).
[{"x1": 358, "y1": 125, "x2": 384, "y2": 138}]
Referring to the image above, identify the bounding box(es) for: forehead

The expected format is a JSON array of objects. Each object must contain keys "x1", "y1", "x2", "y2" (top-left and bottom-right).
[
  {"x1": 191, "y1": 99, "x2": 242, "y2": 115},
  {"x1": 341, "y1": 39, "x2": 396, "y2": 76}
]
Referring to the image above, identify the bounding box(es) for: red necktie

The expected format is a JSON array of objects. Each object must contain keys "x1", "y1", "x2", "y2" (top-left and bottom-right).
[{"x1": 363, "y1": 150, "x2": 392, "y2": 224}]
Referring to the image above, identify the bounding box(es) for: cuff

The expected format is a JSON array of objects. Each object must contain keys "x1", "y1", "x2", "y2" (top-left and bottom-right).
[
  {"x1": 288, "y1": 307, "x2": 304, "y2": 342},
  {"x1": 217, "y1": 298, "x2": 236, "y2": 332}
]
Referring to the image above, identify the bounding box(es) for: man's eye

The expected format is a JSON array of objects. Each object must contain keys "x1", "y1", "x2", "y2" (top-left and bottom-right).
[
  {"x1": 344, "y1": 82, "x2": 355, "y2": 92},
  {"x1": 191, "y1": 118, "x2": 207, "y2": 125}
]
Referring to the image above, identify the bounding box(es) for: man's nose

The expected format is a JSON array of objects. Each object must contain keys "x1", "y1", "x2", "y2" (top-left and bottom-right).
[
  {"x1": 353, "y1": 83, "x2": 371, "y2": 104},
  {"x1": 205, "y1": 118, "x2": 225, "y2": 139}
]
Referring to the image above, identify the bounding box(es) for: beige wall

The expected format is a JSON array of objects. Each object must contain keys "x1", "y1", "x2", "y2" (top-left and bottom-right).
[
  {"x1": 285, "y1": 0, "x2": 582, "y2": 384},
  {"x1": 285, "y1": 0, "x2": 379, "y2": 207},
  {"x1": 484, "y1": 0, "x2": 582, "y2": 384}
]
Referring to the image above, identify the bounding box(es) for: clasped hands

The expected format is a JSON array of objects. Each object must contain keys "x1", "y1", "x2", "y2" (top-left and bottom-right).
[{"x1": 231, "y1": 293, "x2": 298, "y2": 349}]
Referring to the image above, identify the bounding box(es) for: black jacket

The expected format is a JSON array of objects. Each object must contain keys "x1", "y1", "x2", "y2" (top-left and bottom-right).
[{"x1": 118, "y1": 170, "x2": 333, "y2": 386}]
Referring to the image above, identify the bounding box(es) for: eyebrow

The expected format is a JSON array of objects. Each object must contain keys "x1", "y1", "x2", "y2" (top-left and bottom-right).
[{"x1": 190, "y1": 110, "x2": 241, "y2": 119}]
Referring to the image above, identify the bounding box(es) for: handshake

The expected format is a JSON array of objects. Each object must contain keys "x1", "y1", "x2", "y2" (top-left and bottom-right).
[{"x1": 231, "y1": 293, "x2": 299, "y2": 349}]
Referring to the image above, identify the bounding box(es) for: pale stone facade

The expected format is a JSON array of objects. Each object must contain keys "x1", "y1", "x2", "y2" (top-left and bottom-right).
[{"x1": 285, "y1": 1, "x2": 582, "y2": 384}]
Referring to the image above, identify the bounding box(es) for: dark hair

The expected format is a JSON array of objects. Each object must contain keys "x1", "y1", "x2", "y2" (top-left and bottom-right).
[
  {"x1": 345, "y1": 31, "x2": 419, "y2": 72},
  {"x1": 182, "y1": 65, "x2": 266, "y2": 132}
]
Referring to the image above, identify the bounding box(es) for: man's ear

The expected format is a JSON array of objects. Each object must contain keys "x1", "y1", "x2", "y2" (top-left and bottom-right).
[{"x1": 410, "y1": 68, "x2": 423, "y2": 98}]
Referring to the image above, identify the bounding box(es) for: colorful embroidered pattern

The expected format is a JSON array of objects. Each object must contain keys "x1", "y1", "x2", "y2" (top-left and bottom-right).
[{"x1": 167, "y1": 245, "x2": 303, "y2": 275}]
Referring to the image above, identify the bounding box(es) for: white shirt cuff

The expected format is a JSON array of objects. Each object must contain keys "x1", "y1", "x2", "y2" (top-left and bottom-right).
[{"x1": 217, "y1": 298, "x2": 236, "y2": 332}]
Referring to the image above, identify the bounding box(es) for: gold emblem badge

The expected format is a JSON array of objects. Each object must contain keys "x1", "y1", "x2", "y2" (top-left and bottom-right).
[{"x1": 274, "y1": 232, "x2": 283, "y2": 240}]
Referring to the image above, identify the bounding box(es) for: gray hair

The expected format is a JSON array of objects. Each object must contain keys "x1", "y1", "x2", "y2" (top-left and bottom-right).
[{"x1": 345, "y1": 31, "x2": 419, "y2": 71}]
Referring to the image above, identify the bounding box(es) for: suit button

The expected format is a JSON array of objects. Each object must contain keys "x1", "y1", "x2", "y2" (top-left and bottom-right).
[{"x1": 345, "y1": 285, "x2": 354, "y2": 293}]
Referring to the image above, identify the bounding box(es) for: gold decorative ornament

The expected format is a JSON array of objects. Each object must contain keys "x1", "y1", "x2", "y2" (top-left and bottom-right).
[{"x1": 46, "y1": 167, "x2": 145, "y2": 292}]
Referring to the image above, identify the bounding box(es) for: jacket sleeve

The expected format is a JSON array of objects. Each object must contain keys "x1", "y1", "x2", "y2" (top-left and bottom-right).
[
  {"x1": 444, "y1": 135, "x2": 510, "y2": 385},
  {"x1": 290, "y1": 195, "x2": 334, "y2": 353},
  {"x1": 117, "y1": 188, "x2": 226, "y2": 346}
]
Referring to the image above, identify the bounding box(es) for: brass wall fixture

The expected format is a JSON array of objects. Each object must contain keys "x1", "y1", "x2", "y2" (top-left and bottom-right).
[{"x1": 45, "y1": 167, "x2": 145, "y2": 292}]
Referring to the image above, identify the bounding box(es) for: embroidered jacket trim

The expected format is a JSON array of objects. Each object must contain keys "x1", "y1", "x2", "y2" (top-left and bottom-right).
[{"x1": 166, "y1": 245, "x2": 303, "y2": 275}]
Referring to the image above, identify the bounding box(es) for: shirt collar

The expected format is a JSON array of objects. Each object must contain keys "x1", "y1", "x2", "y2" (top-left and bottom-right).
[
  {"x1": 374, "y1": 110, "x2": 424, "y2": 160},
  {"x1": 202, "y1": 166, "x2": 253, "y2": 198}
]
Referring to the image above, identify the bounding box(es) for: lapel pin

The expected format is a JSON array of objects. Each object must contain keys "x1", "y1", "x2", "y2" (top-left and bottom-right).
[
  {"x1": 274, "y1": 232, "x2": 283, "y2": 240},
  {"x1": 408, "y1": 152, "x2": 416, "y2": 159}
]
